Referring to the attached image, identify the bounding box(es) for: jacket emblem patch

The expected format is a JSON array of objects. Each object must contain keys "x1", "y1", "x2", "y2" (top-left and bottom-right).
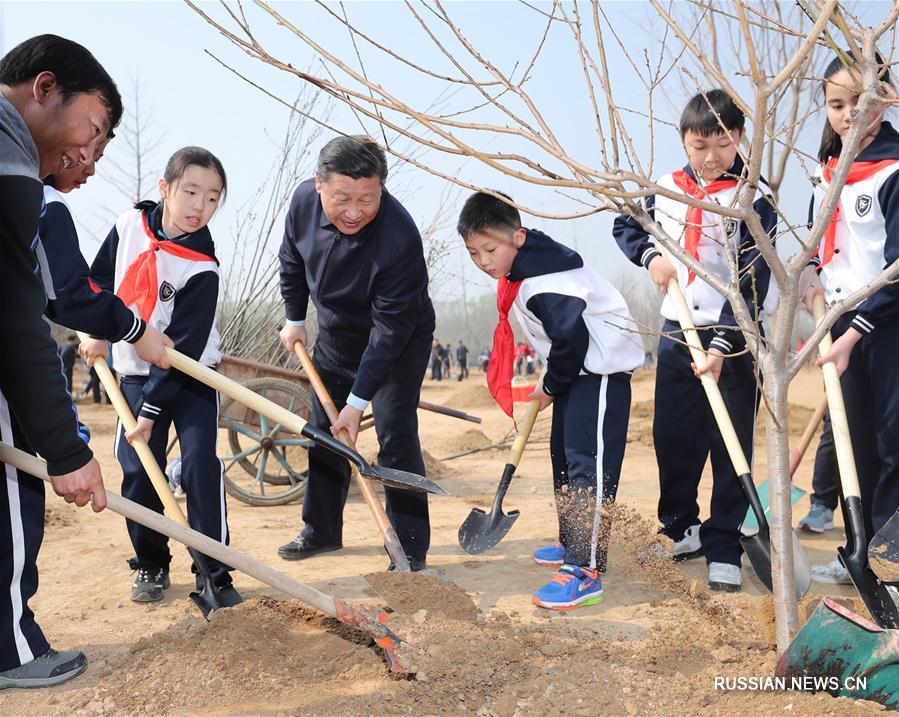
[
  {"x1": 856, "y1": 195, "x2": 873, "y2": 217},
  {"x1": 159, "y1": 281, "x2": 176, "y2": 302},
  {"x1": 723, "y1": 218, "x2": 739, "y2": 238}
]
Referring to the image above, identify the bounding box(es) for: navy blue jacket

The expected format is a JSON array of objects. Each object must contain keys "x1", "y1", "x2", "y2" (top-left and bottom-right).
[
  {"x1": 41, "y1": 187, "x2": 146, "y2": 344},
  {"x1": 279, "y1": 179, "x2": 435, "y2": 402}
]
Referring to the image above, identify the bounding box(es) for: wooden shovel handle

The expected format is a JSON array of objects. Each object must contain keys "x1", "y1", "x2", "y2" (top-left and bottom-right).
[
  {"x1": 0, "y1": 442, "x2": 359, "y2": 633},
  {"x1": 292, "y1": 341, "x2": 410, "y2": 570},
  {"x1": 166, "y1": 348, "x2": 308, "y2": 435},
  {"x1": 666, "y1": 279, "x2": 752, "y2": 475},
  {"x1": 812, "y1": 295, "x2": 862, "y2": 499},
  {"x1": 508, "y1": 379, "x2": 544, "y2": 469},
  {"x1": 76, "y1": 333, "x2": 187, "y2": 526},
  {"x1": 790, "y1": 396, "x2": 828, "y2": 477}
]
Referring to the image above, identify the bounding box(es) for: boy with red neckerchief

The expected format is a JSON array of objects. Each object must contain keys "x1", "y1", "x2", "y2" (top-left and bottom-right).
[
  {"x1": 460, "y1": 191, "x2": 644, "y2": 610},
  {"x1": 613, "y1": 89, "x2": 777, "y2": 593}
]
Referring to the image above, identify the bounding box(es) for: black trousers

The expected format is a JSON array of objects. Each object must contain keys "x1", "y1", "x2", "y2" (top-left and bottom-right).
[
  {"x1": 550, "y1": 373, "x2": 631, "y2": 571},
  {"x1": 654, "y1": 321, "x2": 758, "y2": 567},
  {"x1": 0, "y1": 390, "x2": 49, "y2": 671},
  {"x1": 116, "y1": 375, "x2": 232, "y2": 587},
  {"x1": 810, "y1": 411, "x2": 838, "y2": 510},
  {"x1": 457, "y1": 359, "x2": 468, "y2": 380},
  {"x1": 300, "y1": 330, "x2": 432, "y2": 559},
  {"x1": 833, "y1": 315, "x2": 899, "y2": 540}
]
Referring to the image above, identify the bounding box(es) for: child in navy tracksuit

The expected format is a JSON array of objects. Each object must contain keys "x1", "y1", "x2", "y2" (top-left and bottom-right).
[
  {"x1": 804, "y1": 54, "x2": 899, "y2": 566},
  {"x1": 459, "y1": 191, "x2": 644, "y2": 610},
  {"x1": 85, "y1": 146, "x2": 240, "y2": 604},
  {"x1": 613, "y1": 89, "x2": 776, "y2": 592}
]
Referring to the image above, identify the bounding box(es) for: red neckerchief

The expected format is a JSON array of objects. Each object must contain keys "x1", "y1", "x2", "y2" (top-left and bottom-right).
[
  {"x1": 116, "y1": 212, "x2": 215, "y2": 321},
  {"x1": 487, "y1": 276, "x2": 523, "y2": 422},
  {"x1": 671, "y1": 170, "x2": 738, "y2": 284},
  {"x1": 817, "y1": 158, "x2": 899, "y2": 266}
]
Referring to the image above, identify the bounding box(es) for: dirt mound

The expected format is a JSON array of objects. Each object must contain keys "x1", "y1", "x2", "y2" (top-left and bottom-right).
[
  {"x1": 435, "y1": 428, "x2": 495, "y2": 455},
  {"x1": 443, "y1": 383, "x2": 496, "y2": 409},
  {"x1": 422, "y1": 449, "x2": 456, "y2": 478},
  {"x1": 365, "y1": 571, "x2": 477, "y2": 622}
]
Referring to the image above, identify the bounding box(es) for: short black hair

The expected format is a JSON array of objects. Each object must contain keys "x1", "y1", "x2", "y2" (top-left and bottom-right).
[
  {"x1": 679, "y1": 89, "x2": 744, "y2": 138},
  {"x1": 457, "y1": 191, "x2": 521, "y2": 239},
  {"x1": 0, "y1": 34, "x2": 123, "y2": 132},
  {"x1": 317, "y1": 135, "x2": 388, "y2": 185}
]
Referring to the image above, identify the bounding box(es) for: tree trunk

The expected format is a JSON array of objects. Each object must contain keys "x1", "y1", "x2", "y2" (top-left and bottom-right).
[{"x1": 764, "y1": 339, "x2": 800, "y2": 653}]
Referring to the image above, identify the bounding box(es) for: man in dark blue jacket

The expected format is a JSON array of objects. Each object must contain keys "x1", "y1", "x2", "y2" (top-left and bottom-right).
[{"x1": 277, "y1": 136, "x2": 435, "y2": 570}]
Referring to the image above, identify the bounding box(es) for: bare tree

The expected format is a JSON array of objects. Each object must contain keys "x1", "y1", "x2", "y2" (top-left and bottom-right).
[{"x1": 187, "y1": 0, "x2": 899, "y2": 652}]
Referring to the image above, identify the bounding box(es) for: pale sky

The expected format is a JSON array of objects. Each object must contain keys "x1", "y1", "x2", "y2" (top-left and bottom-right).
[{"x1": 2, "y1": 1, "x2": 896, "y2": 302}]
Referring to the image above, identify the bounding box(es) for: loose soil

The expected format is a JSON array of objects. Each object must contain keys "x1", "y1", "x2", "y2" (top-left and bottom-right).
[{"x1": 0, "y1": 367, "x2": 884, "y2": 716}]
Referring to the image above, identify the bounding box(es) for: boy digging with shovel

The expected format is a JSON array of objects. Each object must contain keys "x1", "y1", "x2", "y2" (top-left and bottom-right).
[{"x1": 459, "y1": 191, "x2": 644, "y2": 610}]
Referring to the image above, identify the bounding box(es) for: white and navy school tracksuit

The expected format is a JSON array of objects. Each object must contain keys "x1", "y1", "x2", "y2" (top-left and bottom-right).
[
  {"x1": 613, "y1": 157, "x2": 777, "y2": 567},
  {"x1": 91, "y1": 202, "x2": 233, "y2": 587},
  {"x1": 509, "y1": 230, "x2": 644, "y2": 571},
  {"x1": 808, "y1": 121, "x2": 899, "y2": 540}
]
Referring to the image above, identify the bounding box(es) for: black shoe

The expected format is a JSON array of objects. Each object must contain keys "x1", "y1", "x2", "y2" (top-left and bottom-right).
[
  {"x1": 131, "y1": 566, "x2": 170, "y2": 602},
  {"x1": 388, "y1": 554, "x2": 427, "y2": 572},
  {"x1": 0, "y1": 649, "x2": 87, "y2": 689},
  {"x1": 277, "y1": 535, "x2": 342, "y2": 561}
]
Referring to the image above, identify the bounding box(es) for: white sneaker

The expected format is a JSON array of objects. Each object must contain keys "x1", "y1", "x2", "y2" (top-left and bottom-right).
[
  {"x1": 811, "y1": 556, "x2": 852, "y2": 585},
  {"x1": 708, "y1": 562, "x2": 742, "y2": 592},
  {"x1": 672, "y1": 524, "x2": 703, "y2": 561}
]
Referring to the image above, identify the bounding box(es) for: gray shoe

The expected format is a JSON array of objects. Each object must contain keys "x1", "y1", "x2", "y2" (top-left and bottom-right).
[
  {"x1": 708, "y1": 561, "x2": 742, "y2": 592},
  {"x1": 811, "y1": 556, "x2": 852, "y2": 585},
  {"x1": 0, "y1": 649, "x2": 87, "y2": 690},
  {"x1": 131, "y1": 566, "x2": 171, "y2": 602},
  {"x1": 798, "y1": 504, "x2": 835, "y2": 533}
]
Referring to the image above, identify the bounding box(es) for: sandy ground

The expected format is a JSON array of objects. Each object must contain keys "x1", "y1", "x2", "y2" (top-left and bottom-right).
[{"x1": 0, "y1": 366, "x2": 887, "y2": 716}]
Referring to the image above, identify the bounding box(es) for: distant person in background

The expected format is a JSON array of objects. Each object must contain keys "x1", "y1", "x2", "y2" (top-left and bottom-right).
[
  {"x1": 441, "y1": 339, "x2": 452, "y2": 378},
  {"x1": 430, "y1": 339, "x2": 443, "y2": 381},
  {"x1": 456, "y1": 340, "x2": 469, "y2": 380},
  {"x1": 61, "y1": 335, "x2": 78, "y2": 392},
  {"x1": 479, "y1": 349, "x2": 490, "y2": 373}
]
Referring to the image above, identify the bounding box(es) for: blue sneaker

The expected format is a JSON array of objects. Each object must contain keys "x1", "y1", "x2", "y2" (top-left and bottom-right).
[
  {"x1": 532, "y1": 542, "x2": 565, "y2": 567},
  {"x1": 532, "y1": 565, "x2": 604, "y2": 611}
]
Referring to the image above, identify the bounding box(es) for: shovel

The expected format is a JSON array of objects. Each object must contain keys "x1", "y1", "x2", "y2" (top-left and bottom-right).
[
  {"x1": 164, "y1": 347, "x2": 447, "y2": 497},
  {"x1": 458, "y1": 382, "x2": 542, "y2": 554},
  {"x1": 741, "y1": 397, "x2": 824, "y2": 534},
  {"x1": 78, "y1": 334, "x2": 239, "y2": 618},
  {"x1": 667, "y1": 279, "x2": 811, "y2": 598},
  {"x1": 813, "y1": 295, "x2": 899, "y2": 627},
  {"x1": 776, "y1": 598, "x2": 899, "y2": 709},
  {"x1": 0, "y1": 442, "x2": 414, "y2": 675},
  {"x1": 292, "y1": 341, "x2": 411, "y2": 572}
]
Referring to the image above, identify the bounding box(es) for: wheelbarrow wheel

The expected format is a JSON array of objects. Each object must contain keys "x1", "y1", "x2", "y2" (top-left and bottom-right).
[{"x1": 219, "y1": 377, "x2": 313, "y2": 506}]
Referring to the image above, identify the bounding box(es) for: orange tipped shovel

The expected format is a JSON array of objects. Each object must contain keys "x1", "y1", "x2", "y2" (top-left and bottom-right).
[
  {"x1": 292, "y1": 341, "x2": 411, "y2": 571},
  {"x1": 0, "y1": 442, "x2": 414, "y2": 674}
]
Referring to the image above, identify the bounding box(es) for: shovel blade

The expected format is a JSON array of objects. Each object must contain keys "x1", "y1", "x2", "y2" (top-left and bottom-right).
[
  {"x1": 869, "y1": 509, "x2": 899, "y2": 583},
  {"x1": 777, "y1": 598, "x2": 899, "y2": 710},
  {"x1": 840, "y1": 545, "x2": 899, "y2": 629},
  {"x1": 362, "y1": 463, "x2": 448, "y2": 496},
  {"x1": 741, "y1": 479, "x2": 806, "y2": 535},
  {"x1": 458, "y1": 507, "x2": 520, "y2": 555},
  {"x1": 740, "y1": 527, "x2": 811, "y2": 599}
]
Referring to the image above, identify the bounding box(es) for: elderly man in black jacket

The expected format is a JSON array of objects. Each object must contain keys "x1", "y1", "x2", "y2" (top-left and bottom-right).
[{"x1": 277, "y1": 136, "x2": 435, "y2": 571}]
